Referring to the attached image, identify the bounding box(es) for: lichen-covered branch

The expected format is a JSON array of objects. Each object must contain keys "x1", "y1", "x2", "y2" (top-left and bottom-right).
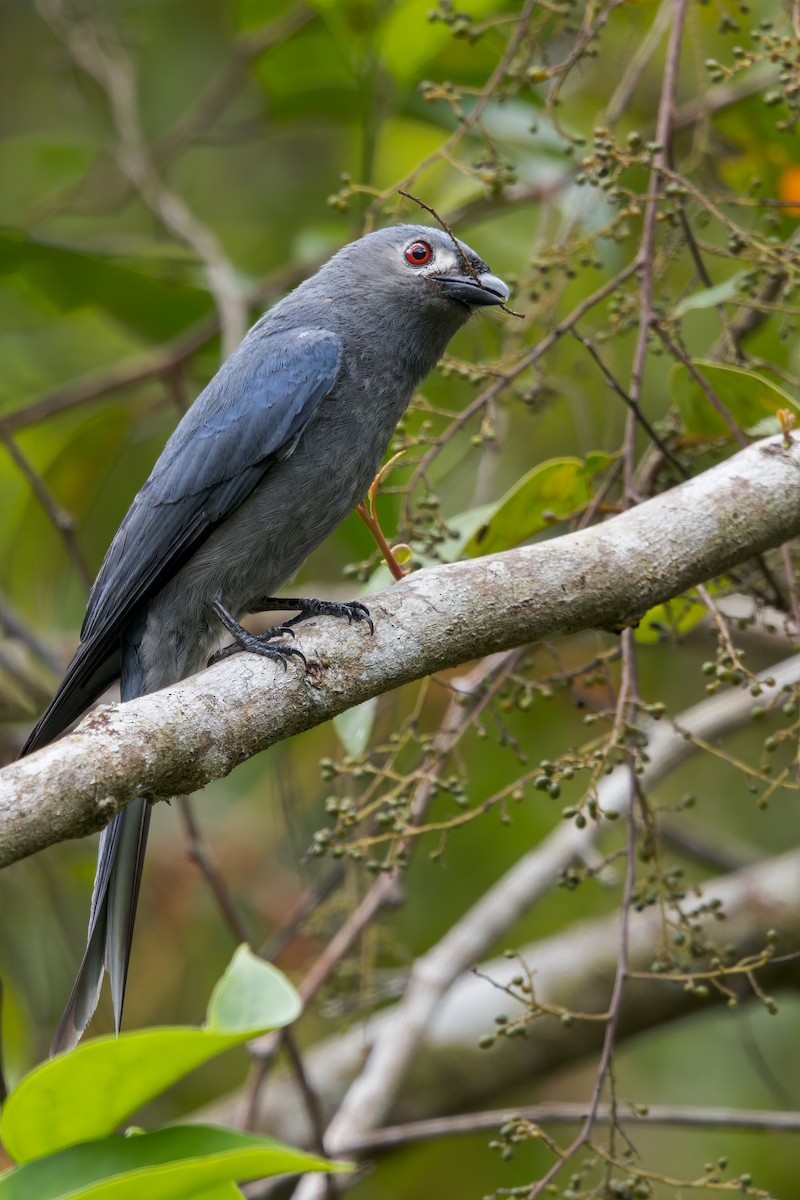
[{"x1": 1, "y1": 434, "x2": 799, "y2": 870}]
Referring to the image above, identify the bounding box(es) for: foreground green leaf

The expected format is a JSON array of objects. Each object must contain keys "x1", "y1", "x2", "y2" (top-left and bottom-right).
[
  {"x1": 1, "y1": 947, "x2": 300, "y2": 1163},
  {"x1": 0, "y1": 1125, "x2": 345, "y2": 1200}
]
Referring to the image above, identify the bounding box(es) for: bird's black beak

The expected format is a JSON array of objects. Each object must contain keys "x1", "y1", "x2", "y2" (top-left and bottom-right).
[{"x1": 438, "y1": 271, "x2": 510, "y2": 307}]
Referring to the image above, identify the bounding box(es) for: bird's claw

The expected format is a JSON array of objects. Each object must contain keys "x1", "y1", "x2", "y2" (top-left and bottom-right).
[
  {"x1": 208, "y1": 617, "x2": 305, "y2": 669},
  {"x1": 330, "y1": 600, "x2": 374, "y2": 633},
  {"x1": 287, "y1": 598, "x2": 373, "y2": 634}
]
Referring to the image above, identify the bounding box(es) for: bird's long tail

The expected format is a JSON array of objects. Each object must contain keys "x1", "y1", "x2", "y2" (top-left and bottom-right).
[
  {"x1": 51, "y1": 798, "x2": 151, "y2": 1054},
  {"x1": 49, "y1": 654, "x2": 152, "y2": 1056}
]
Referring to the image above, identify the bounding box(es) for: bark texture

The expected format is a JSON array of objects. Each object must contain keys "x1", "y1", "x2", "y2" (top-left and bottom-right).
[{"x1": 2, "y1": 435, "x2": 799, "y2": 869}]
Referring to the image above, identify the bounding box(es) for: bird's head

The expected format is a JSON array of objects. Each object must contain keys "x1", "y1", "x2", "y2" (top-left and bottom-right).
[
  {"x1": 316, "y1": 224, "x2": 509, "y2": 341},
  {"x1": 339, "y1": 224, "x2": 510, "y2": 315}
]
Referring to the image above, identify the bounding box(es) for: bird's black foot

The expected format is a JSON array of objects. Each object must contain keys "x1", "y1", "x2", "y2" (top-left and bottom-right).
[
  {"x1": 249, "y1": 595, "x2": 374, "y2": 635},
  {"x1": 208, "y1": 600, "x2": 307, "y2": 669}
]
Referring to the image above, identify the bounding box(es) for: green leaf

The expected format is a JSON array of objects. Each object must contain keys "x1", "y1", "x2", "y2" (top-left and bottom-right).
[
  {"x1": 430, "y1": 503, "x2": 495, "y2": 564},
  {"x1": 0, "y1": 229, "x2": 212, "y2": 345},
  {"x1": 670, "y1": 361, "x2": 800, "y2": 438},
  {"x1": 1, "y1": 949, "x2": 300, "y2": 1163},
  {"x1": 378, "y1": 0, "x2": 502, "y2": 83},
  {"x1": 746, "y1": 415, "x2": 783, "y2": 437},
  {"x1": 334, "y1": 697, "x2": 379, "y2": 758},
  {"x1": 463, "y1": 454, "x2": 615, "y2": 558},
  {"x1": 673, "y1": 274, "x2": 744, "y2": 317},
  {"x1": 0, "y1": 1125, "x2": 346, "y2": 1200},
  {"x1": 1, "y1": 1031, "x2": 240, "y2": 1163},
  {"x1": 205, "y1": 945, "x2": 301, "y2": 1034}
]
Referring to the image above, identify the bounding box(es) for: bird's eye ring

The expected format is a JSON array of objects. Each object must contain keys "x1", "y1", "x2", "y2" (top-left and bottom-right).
[{"x1": 405, "y1": 241, "x2": 432, "y2": 266}]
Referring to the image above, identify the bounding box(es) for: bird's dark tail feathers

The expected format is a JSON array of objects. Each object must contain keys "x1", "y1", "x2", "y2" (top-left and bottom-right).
[
  {"x1": 50, "y1": 798, "x2": 151, "y2": 1055},
  {"x1": 20, "y1": 638, "x2": 152, "y2": 1056}
]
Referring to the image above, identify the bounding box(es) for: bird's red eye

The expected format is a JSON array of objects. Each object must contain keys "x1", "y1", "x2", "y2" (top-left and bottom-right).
[{"x1": 405, "y1": 241, "x2": 432, "y2": 266}]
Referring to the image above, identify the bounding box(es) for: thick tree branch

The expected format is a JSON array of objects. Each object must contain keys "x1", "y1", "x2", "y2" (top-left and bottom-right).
[{"x1": 2, "y1": 435, "x2": 799, "y2": 869}]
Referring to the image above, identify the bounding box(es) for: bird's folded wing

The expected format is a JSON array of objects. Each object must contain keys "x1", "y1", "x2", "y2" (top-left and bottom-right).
[{"x1": 22, "y1": 326, "x2": 342, "y2": 753}]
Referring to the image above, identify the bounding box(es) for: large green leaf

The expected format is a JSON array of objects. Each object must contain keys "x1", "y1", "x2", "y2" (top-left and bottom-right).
[
  {"x1": 463, "y1": 454, "x2": 615, "y2": 558},
  {"x1": 0, "y1": 229, "x2": 213, "y2": 344},
  {"x1": 0, "y1": 948, "x2": 300, "y2": 1163},
  {"x1": 0, "y1": 1125, "x2": 345, "y2": 1200},
  {"x1": 670, "y1": 360, "x2": 800, "y2": 438}
]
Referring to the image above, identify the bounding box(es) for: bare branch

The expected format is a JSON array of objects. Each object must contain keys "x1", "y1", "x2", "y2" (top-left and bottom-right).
[
  {"x1": 0, "y1": 420, "x2": 92, "y2": 588},
  {"x1": 345, "y1": 1103, "x2": 800, "y2": 1155},
  {"x1": 3, "y1": 435, "x2": 799, "y2": 870},
  {"x1": 37, "y1": 0, "x2": 248, "y2": 356},
  {"x1": 624, "y1": 0, "x2": 690, "y2": 501},
  {"x1": 284, "y1": 646, "x2": 800, "y2": 1194},
  {"x1": 213, "y1": 847, "x2": 800, "y2": 1150}
]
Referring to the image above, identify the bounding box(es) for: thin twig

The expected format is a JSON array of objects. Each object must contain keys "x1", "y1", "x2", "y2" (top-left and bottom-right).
[
  {"x1": 571, "y1": 330, "x2": 688, "y2": 478},
  {"x1": 623, "y1": 0, "x2": 690, "y2": 502},
  {"x1": 177, "y1": 796, "x2": 251, "y2": 945},
  {"x1": 603, "y1": 0, "x2": 672, "y2": 126},
  {"x1": 37, "y1": 0, "x2": 248, "y2": 357},
  {"x1": 261, "y1": 866, "x2": 345, "y2": 962},
  {"x1": 781, "y1": 544, "x2": 800, "y2": 634},
  {"x1": 528, "y1": 628, "x2": 640, "y2": 1197},
  {"x1": 176, "y1": 794, "x2": 332, "y2": 1155},
  {"x1": 653, "y1": 324, "x2": 748, "y2": 448},
  {"x1": 257, "y1": 652, "x2": 522, "y2": 1029},
  {"x1": 341, "y1": 1102, "x2": 800, "y2": 1155},
  {"x1": 0, "y1": 594, "x2": 64, "y2": 676},
  {"x1": 397, "y1": 189, "x2": 524, "y2": 318},
  {"x1": 0, "y1": 420, "x2": 92, "y2": 588},
  {"x1": 283, "y1": 1031, "x2": 332, "y2": 1174},
  {"x1": 243, "y1": 652, "x2": 523, "y2": 1131}
]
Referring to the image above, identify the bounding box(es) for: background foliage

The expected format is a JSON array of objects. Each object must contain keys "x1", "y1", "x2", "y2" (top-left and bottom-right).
[{"x1": 2, "y1": 0, "x2": 800, "y2": 1197}]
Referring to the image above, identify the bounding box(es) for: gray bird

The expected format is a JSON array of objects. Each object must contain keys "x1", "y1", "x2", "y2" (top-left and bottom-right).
[{"x1": 20, "y1": 224, "x2": 509, "y2": 1052}]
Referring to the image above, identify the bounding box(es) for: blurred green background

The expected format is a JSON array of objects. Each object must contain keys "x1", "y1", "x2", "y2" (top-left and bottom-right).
[{"x1": 2, "y1": 0, "x2": 800, "y2": 1196}]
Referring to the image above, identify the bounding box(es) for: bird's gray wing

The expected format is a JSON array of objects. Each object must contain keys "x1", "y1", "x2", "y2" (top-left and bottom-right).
[
  {"x1": 82, "y1": 326, "x2": 342, "y2": 641},
  {"x1": 22, "y1": 327, "x2": 342, "y2": 754}
]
